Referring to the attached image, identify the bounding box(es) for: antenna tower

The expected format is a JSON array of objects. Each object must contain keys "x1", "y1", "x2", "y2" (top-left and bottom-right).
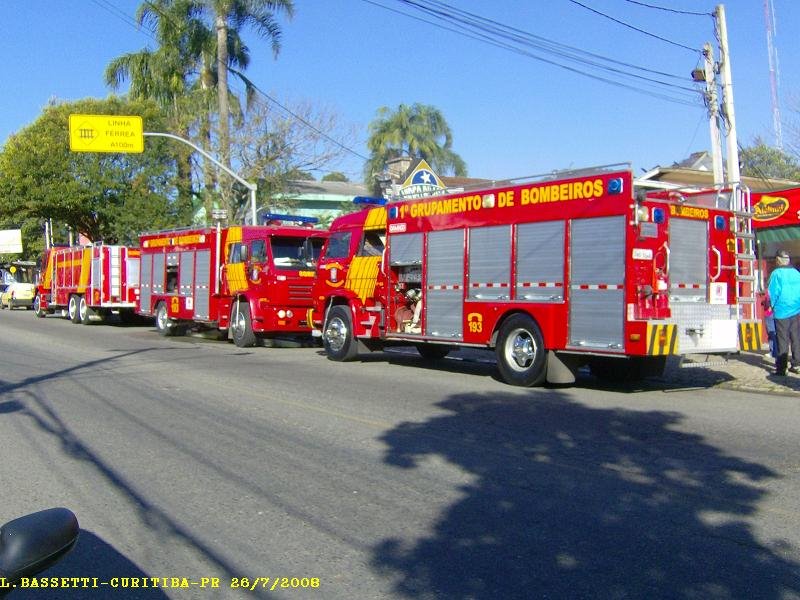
[{"x1": 765, "y1": 0, "x2": 783, "y2": 149}]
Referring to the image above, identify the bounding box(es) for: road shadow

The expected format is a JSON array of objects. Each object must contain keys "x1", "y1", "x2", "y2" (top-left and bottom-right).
[
  {"x1": 37, "y1": 529, "x2": 170, "y2": 599},
  {"x1": 0, "y1": 350, "x2": 275, "y2": 599},
  {"x1": 373, "y1": 391, "x2": 800, "y2": 598}
]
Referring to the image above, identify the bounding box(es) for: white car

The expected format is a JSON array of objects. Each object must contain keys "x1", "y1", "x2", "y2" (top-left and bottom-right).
[{"x1": 0, "y1": 280, "x2": 36, "y2": 309}]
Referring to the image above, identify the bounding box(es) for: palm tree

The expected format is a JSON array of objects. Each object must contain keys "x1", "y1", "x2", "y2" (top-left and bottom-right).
[
  {"x1": 364, "y1": 103, "x2": 467, "y2": 191},
  {"x1": 201, "y1": 0, "x2": 294, "y2": 217},
  {"x1": 107, "y1": 0, "x2": 282, "y2": 221},
  {"x1": 105, "y1": 0, "x2": 208, "y2": 211}
]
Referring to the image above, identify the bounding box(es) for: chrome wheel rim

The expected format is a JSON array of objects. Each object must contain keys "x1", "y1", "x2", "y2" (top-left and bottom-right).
[
  {"x1": 504, "y1": 328, "x2": 535, "y2": 372},
  {"x1": 325, "y1": 317, "x2": 348, "y2": 353},
  {"x1": 231, "y1": 309, "x2": 245, "y2": 338},
  {"x1": 157, "y1": 306, "x2": 168, "y2": 331}
]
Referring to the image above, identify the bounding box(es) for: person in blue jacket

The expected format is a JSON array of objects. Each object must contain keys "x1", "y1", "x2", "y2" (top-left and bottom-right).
[{"x1": 767, "y1": 249, "x2": 800, "y2": 376}]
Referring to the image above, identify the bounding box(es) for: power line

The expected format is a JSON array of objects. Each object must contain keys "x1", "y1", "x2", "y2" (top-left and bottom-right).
[
  {"x1": 371, "y1": 0, "x2": 701, "y2": 106},
  {"x1": 91, "y1": 0, "x2": 369, "y2": 166},
  {"x1": 230, "y1": 72, "x2": 370, "y2": 162},
  {"x1": 623, "y1": 0, "x2": 711, "y2": 18},
  {"x1": 408, "y1": 0, "x2": 692, "y2": 83},
  {"x1": 391, "y1": 0, "x2": 701, "y2": 99},
  {"x1": 89, "y1": 0, "x2": 154, "y2": 42},
  {"x1": 567, "y1": 0, "x2": 700, "y2": 52}
]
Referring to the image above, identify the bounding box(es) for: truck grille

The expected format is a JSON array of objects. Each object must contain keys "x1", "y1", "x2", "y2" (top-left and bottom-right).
[{"x1": 288, "y1": 282, "x2": 314, "y2": 302}]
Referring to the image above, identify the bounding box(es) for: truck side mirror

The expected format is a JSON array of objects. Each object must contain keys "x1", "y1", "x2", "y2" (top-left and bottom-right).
[{"x1": 0, "y1": 508, "x2": 79, "y2": 587}]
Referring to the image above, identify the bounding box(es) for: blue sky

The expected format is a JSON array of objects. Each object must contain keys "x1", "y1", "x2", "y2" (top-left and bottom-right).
[{"x1": 2, "y1": 1, "x2": 799, "y2": 182}]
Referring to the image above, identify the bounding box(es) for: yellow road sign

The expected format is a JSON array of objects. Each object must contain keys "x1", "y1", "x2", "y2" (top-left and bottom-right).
[{"x1": 68, "y1": 114, "x2": 144, "y2": 153}]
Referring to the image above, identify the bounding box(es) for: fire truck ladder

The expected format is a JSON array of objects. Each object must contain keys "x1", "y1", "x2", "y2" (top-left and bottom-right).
[
  {"x1": 728, "y1": 185, "x2": 756, "y2": 320},
  {"x1": 727, "y1": 184, "x2": 761, "y2": 355},
  {"x1": 109, "y1": 245, "x2": 122, "y2": 300}
]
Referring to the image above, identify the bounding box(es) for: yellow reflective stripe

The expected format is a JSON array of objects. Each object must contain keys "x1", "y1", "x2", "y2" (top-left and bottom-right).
[
  {"x1": 225, "y1": 226, "x2": 242, "y2": 262},
  {"x1": 345, "y1": 256, "x2": 381, "y2": 301},
  {"x1": 364, "y1": 207, "x2": 387, "y2": 231},
  {"x1": 226, "y1": 263, "x2": 248, "y2": 293},
  {"x1": 42, "y1": 251, "x2": 54, "y2": 288},
  {"x1": 77, "y1": 248, "x2": 92, "y2": 293},
  {"x1": 738, "y1": 322, "x2": 762, "y2": 352},
  {"x1": 646, "y1": 324, "x2": 678, "y2": 355}
]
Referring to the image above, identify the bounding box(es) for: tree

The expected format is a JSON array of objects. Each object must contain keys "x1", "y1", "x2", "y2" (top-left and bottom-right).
[
  {"x1": 201, "y1": 0, "x2": 294, "y2": 216},
  {"x1": 322, "y1": 172, "x2": 349, "y2": 182},
  {"x1": 739, "y1": 137, "x2": 800, "y2": 182},
  {"x1": 229, "y1": 95, "x2": 356, "y2": 218},
  {"x1": 0, "y1": 97, "x2": 191, "y2": 260},
  {"x1": 107, "y1": 0, "x2": 290, "y2": 222},
  {"x1": 105, "y1": 0, "x2": 205, "y2": 207},
  {"x1": 286, "y1": 169, "x2": 315, "y2": 181},
  {"x1": 364, "y1": 103, "x2": 467, "y2": 191}
]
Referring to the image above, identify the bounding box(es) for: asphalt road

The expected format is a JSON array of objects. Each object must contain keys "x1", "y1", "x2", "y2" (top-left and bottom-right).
[{"x1": 1, "y1": 308, "x2": 799, "y2": 599}]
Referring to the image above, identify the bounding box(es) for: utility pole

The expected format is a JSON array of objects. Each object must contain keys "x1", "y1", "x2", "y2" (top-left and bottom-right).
[
  {"x1": 716, "y1": 4, "x2": 740, "y2": 184},
  {"x1": 695, "y1": 42, "x2": 724, "y2": 185}
]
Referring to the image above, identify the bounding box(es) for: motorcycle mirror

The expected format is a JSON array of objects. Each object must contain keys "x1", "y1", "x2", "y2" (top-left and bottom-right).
[{"x1": 0, "y1": 508, "x2": 79, "y2": 587}]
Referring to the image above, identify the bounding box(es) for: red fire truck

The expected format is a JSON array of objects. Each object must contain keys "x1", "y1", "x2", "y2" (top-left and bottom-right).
[
  {"x1": 138, "y1": 217, "x2": 326, "y2": 346},
  {"x1": 309, "y1": 165, "x2": 757, "y2": 386},
  {"x1": 35, "y1": 243, "x2": 141, "y2": 323}
]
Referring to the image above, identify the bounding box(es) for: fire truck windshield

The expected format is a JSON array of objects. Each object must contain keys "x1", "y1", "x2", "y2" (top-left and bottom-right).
[{"x1": 272, "y1": 237, "x2": 315, "y2": 270}]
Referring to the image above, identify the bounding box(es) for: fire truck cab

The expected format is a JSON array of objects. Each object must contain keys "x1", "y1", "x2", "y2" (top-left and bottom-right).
[
  {"x1": 138, "y1": 217, "x2": 326, "y2": 346},
  {"x1": 310, "y1": 165, "x2": 755, "y2": 386}
]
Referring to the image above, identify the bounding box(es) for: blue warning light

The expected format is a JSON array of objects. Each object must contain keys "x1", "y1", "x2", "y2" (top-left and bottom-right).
[{"x1": 607, "y1": 178, "x2": 624, "y2": 195}]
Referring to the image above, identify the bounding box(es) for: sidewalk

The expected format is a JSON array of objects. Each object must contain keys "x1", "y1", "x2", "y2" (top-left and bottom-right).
[{"x1": 655, "y1": 351, "x2": 800, "y2": 396}]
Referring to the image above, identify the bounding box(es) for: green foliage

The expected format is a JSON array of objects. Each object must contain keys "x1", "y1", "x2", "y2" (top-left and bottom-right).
[
  {"x1": 0, "y1": 97, "x2": 192, "y2": 259},
  {"x1": 740, "y1": 137, "x2": 800, "y2": 182},
  {"x1": 285, "y1": 168, "x2": 315, "y2": 181},
  {"x1": 364, "y1": 103, "x2": 467, "y2": 191},
  {"x1": 322, "y1": 171, "x2": 349, "y2": 182},
  {"x1": 107, "y1": 0, "x2": 295, "y2": 222}
]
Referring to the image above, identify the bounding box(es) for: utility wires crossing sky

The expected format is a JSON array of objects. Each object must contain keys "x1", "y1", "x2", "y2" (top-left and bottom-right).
[{"x1": 368, "y1": 0, "x2": 707, "y2": 107}]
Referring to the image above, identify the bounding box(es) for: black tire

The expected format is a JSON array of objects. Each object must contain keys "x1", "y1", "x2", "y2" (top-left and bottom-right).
[
  {"x1": 415, "y1": 343, "x2": 451, "y2": 361},
  {"x1": 230, "y1": 302, "x2": 257, "y2": 348},
  {"x1": 79, "y1": 296, "x2": 94, "y2": 325},
  {"x1": 68, "y1": 295, "x2": 82, "y2": 324},
  {"x1": 155, "y1": 302, "x2": 175, "y2": 337},
  {"x1": 323, "y1": 305, "x2": 358, "y2": 361},
  {"x1": 495, "y1": 314, "x2": 547, "y2": 387}
]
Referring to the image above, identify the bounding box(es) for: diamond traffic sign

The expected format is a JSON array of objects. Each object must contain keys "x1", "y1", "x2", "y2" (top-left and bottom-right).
[{"x1": 68, "y1": 114, "x2": 144, "y2": 153}]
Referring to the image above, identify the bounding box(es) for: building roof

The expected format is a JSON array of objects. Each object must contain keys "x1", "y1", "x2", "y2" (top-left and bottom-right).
[
  {"x1": 279, "y1": 179, "x2": 370, "y2": 200},
  {"x1": 636, "y1": 166, "x2": 799, "y2": 192}
]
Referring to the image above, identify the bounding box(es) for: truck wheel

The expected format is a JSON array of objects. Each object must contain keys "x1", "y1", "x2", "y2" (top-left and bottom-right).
[
  {"x1": 230, "y1": 303, "x2": 257, "y2": 348},
  {"x1": 68, "y1": 295, "x2": 82, "y2": 324},
  {"x1": 33, "y1": 295, "x2": 47, "y2": 318},
  {"x1": 323, "y1": 305, "x2": 358, "y2": 361},
  {"x1": 79, "y1": 296, "x2": 94, "y2": 325},
  {"x1": 415, "y1": 343, "x2": 451, "y2": 361},
  {"x1": 155, "y1": 302, "x2": 175, "y2": 336},
  {"x1": 495, "y1": 314, "x2": 547, "y2": 386}
]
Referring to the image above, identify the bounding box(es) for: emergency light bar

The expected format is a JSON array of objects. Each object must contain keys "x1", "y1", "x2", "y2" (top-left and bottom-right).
[
  {"x1": 353, "y1": 196, "x2": 387, "y2": 206},
  {"x1": 261, "y1": 213, "x2": 319, "y2": 225}
]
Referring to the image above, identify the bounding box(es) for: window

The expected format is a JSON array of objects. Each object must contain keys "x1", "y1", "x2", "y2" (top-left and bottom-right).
[
  {"x1": 358, "y1": 231, "x2": 385, "y2": 257},
  {"x1": 250, "y1": 239, "x2": 267, "y2": 263},
  {"x1": 306, "y1": 238, "x2": 325, "y2": 265},
  {"x1": 325, "y1": 231, "x2": 352, "y2": 259},
  {"x1": 228, "y1": 243, "x2": 247, "y2": 263},
  {"x1": 271, "y1": 237, "x2": 307, "y2": 270}
]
